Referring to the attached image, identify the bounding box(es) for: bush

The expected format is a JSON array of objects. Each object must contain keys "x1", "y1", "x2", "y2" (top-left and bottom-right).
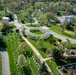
[
  {"x1": 66, "y1": 22, "x2": 73, "y2": 31},
  {"x1": 5, "y1": 13, "x2": 14, "y2": 21},
  {"x1": 68, "y1": 72, "x2": 73, "y2": 75},
  {"x1": 0, "y1": 11, "x2": 5, "y2": 20},
  {"x1": 51, "y1": 47, "x2": 63, "y2": 60},
  {"x1": 62, "y1": 66, "x2": 67, "y2": 73},
  {"x1": 66, "y1": 56, "x2": 76, "y2": 63}
]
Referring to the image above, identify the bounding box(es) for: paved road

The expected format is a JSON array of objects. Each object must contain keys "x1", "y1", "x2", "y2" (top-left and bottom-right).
[
  {"x1": 50, "y1": 30, "x2": 76, "y2": 44},
  {"x1": 13, "y1": 15, "x2": 76, "y2": 44},
  {"x1": 1, "y1": 51, "x2": 10, "y2": 75}
]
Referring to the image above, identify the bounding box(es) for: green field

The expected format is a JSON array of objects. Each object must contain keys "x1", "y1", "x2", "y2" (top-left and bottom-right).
[{"x1": 0, "y1": 53, "x2": 2, "y2": 75}]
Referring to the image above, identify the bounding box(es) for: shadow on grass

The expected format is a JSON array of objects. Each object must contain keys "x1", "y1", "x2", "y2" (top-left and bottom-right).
[
  {"x1": 1, "y1": 30, "x2": 13, "y2": 36},
  {"x1": 22, "y1": 66, "x2": 32, "y2": 75},
  {"x1": 24, "y1": 50, "x2": 33, "y2": 58},
  {"x1": 55, "y1": 59, "x2": 67, "y2": 66},
  {"x1": 41, "y1": 48, "x2": 47, "y2": 53}
]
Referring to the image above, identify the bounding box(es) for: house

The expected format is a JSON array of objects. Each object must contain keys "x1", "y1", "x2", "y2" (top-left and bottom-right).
[
  {"x1": 65, "y1": 15, "x2": 74, "y2": 22},
  {"x1": 56, "y1": 15, "x2": 75, "y2": 24},
  {"x1": 2, "y1": 17, "x2": 10, "y2": 21}
]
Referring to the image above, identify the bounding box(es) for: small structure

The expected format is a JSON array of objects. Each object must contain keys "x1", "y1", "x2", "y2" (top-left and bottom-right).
[
  {"x1": 65, "y1": 15, "x2": 74, "y2": 22},
  {"x1": 2, "y1": 17, "x2": 10, "y2": 21},
  {"x1": 50, "y1": 19, "x2": 56, "y2": 24},
  {"x1": 25, "y1": 26, "x2": 51, "y2": 40},
  {"x1": 57, "y1": 15, "x2": 75, "y2": 24}
]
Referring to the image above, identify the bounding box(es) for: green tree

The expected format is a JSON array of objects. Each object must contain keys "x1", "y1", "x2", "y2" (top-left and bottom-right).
[
  {"x1": 35, "y1": 2, "x2": 44, "y2": 9},
  {"x1": 45, "y1": 12, "x2": 56, "y2": 25},
  {"x1": 0, "y1": 11, "x2": 5, "y2": 20},
  {"x1": 8, "y1": 2, "x2": 18, "y2": 12},
  {"x1": 1, "y1": 20, "x2": 11, "y2": 34},
  {"x1": 37, "y1": 37, "x2": 44, "y2": 49},
  {"x1": 51, "y1": 47, "x2": 63, "y2": 60},
  {"x1": 19, "y1": 42, "x2": 28, "y2": 53},
  {"x1": 38, "y1": 15, "x2": 45, "y2": 26},
  {"x1": 61, "y1": 20, "x2": 67, "y2": 33},
  {"x1": 39, "y1": 62, "x2": 49, "y2": 75},
  {"x1": 72, "y1": 18, "x2": 76, "y2": 37},
  {"x1": 17, "y1": 54, "x2": 25, "y2": 68},
  {"x1": 0, "y1": 35, "x2": 6, "y2": 48},
  {"x1": 27, "y1": 7, "x2": 34, "y2": 25}
]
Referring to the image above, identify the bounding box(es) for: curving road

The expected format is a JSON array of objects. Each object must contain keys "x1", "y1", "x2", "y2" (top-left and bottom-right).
[
  {"x1": 50, "y1": 30, "x2": 76, "y2": 44},
  {"x1": 13, "y1": 14, "x2": 76, "y2": 44}
]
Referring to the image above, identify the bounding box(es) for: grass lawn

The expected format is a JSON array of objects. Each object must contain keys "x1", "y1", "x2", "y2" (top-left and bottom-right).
[
  {"x1": 27, "y1": 36, "x2": 74, "y2": 75},
  {"x1": 0, "y1": 53, "x2": 2, "y2": 75},
  {"x1": 3, "y1": 31, "x2": 39, "y2": 75},
  {"x1": 46, "y1": 59, "x2": 68, "y2": 75},
  {"x1": 26, "y1": 23, "x2": 41, "y2": 27},
  {"x1": 46, "y1": 60, "x2": 61, "y2": 75},
  {"x1": 48, "y1": 24, "x2": 76, "y2": 39},
  {"x1": 30, "y1": 30, "x2": 42, "y2": 34},
  {"x1": 27, "y1": 37, "x2": 61, "y2": 75},
  {"x1": 3, "y1": 32, "x2": 22, "y2": 75},
  {"x1": 28, "y1": 37, "x2": 54, "y2": 58},
  {"x1": 24, "y1": 55, "x2": 40, "y2": 75}
]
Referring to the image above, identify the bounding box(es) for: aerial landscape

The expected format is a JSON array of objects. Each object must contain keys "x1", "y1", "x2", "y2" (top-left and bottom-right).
[{"x1": 0, "y1": 0, "x2": 76, "y2": 75}]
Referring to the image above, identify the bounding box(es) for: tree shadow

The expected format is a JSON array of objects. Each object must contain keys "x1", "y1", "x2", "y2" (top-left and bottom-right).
[
  {"x1": 1, "y1": 30, "x2": 13, "y2": 36},
  {"x1": 24, "y1": 50, "x2": 33, "y2": 58},
  {"x1": 22, "y1": 66, "x2": 32, "y2": 75},
  {"x1": 41, "y1": 48, "x2": 47, "y2": 53},
  {"x1": 0, "y1": 47, "x2": 6, "y2": 51},
  {"x1": 0, "y1": 36, "x2": 7, "y2": 49},
  {"x1": 55, "y1": 59, "x2": 67, "y2": 66}
]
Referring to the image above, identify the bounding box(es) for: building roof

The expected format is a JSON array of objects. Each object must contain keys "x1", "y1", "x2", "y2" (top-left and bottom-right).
[{"x1": 2, "y1": 17, "x2": 10, "y2": 21}]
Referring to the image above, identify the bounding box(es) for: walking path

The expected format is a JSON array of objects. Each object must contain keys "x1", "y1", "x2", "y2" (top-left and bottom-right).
[
  {"x1": 43, "y1": 57, "x2": 53, "y2": 61},
  {"x1": 1, "y1": 51, "x2": 10, "y2": 75},
  {"x1": 19, "y1": 32, "x2": 53, "y2": 75}
]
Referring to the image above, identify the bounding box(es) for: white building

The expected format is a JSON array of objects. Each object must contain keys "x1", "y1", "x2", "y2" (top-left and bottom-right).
[{"x1": 2, "y1": 17, "x2": 10, "y2": 21}]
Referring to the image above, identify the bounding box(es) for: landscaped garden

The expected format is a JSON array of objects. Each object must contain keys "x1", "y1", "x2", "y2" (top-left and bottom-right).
[
  {"x1": 30, "y1": 29, "x2": 42, "y2": 34},
  {"x1": 25, "y1": 31, "x2": 76, "y2": 75},
  {"x1": 1, "y1": 1, "x2": 76, "y2": 75},
  {"x1": 26, "y1": 24, "x2": 41, "y2": 27},
  {"x1": 2, "y1": 31, "x2": 40, "y2": 75},
  {"x1": 0, "y1": 53, "x2": 2, "y2": 75}
]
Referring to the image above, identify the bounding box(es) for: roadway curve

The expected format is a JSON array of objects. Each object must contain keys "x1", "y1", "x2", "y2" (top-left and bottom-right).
[
  {"x1": 13, "y1": 14, "x2": 76, "y2": 44},
  {"x1": 50, "y1": 30, "x2": 76, "y2": 44}
]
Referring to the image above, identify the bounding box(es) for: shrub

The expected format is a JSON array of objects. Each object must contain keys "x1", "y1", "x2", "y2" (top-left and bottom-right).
[
  {"x1": 62, "y1": 66, "x2": 67, "y2": 73},
  {"x1": 0, "y1": 11, "x2": 5, "y2": 20},
  {"x1": 68, "y1": 72, "x2": 73, "y2": 75}
]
